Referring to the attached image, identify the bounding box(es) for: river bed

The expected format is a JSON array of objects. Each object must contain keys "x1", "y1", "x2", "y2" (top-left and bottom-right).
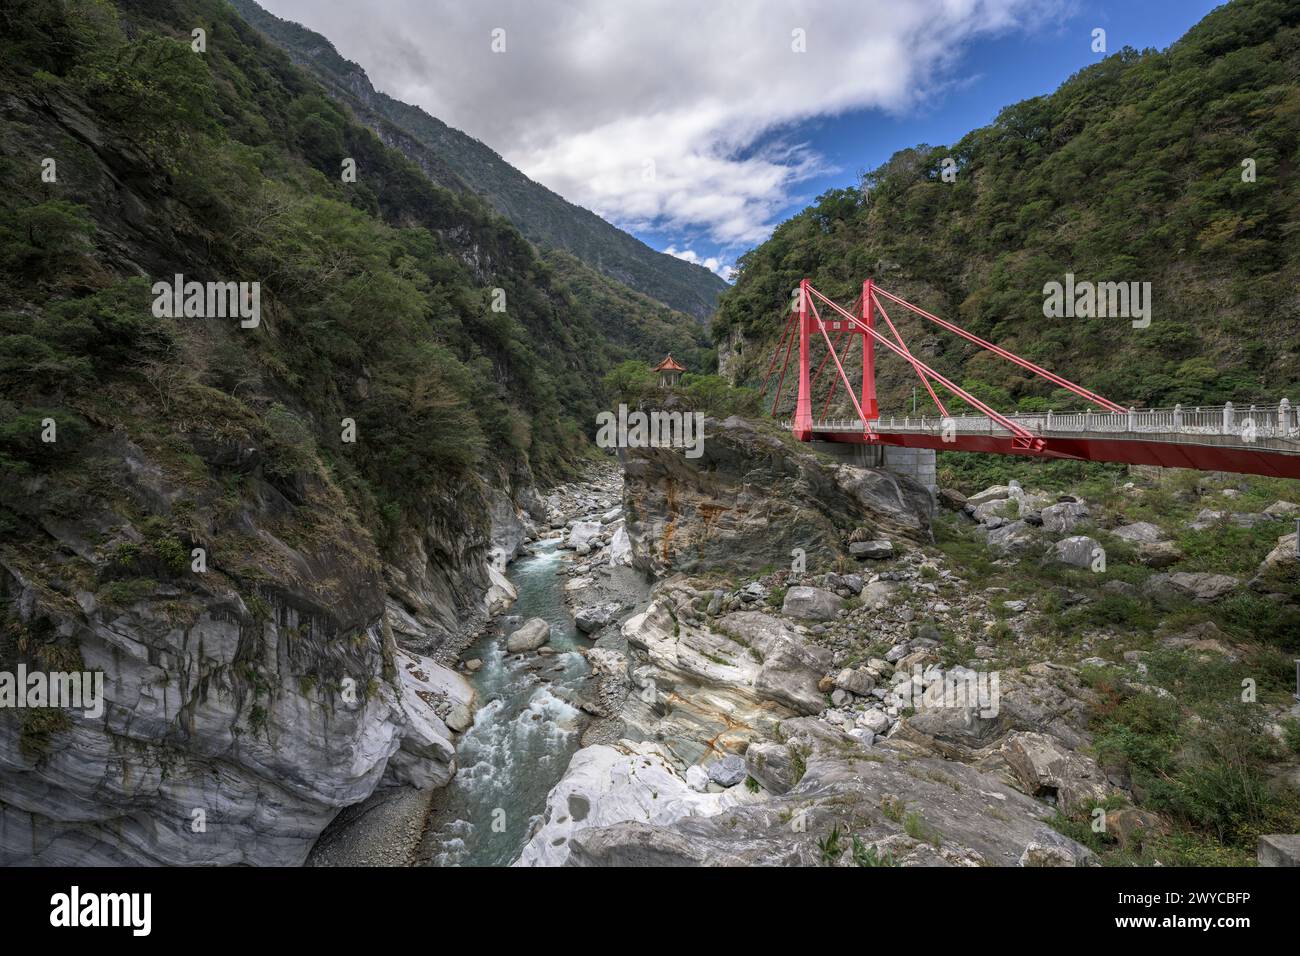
[{"x1": 418, "y1": 539, "x2": 591, "y2": 866}]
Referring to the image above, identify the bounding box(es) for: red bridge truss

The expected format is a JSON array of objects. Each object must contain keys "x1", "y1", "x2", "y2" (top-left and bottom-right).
[{"x1": 761, "y1": 279, "x2": 1300, "y2": 479}]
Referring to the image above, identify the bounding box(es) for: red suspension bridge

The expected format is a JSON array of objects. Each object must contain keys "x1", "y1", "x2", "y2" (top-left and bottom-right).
[{"x1": 761, "y1": 279, "x2": 1300, "y2": 480}]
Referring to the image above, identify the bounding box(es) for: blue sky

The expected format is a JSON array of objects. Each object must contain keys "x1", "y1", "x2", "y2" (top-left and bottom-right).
[{"x1": 637, "y1": 0, "x2": 1223, "y2": 278}]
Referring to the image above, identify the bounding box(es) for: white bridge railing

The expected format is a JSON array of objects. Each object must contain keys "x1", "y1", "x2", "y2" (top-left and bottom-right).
[{"x1": 793, "y1": 400, "x2": 1300, "y2": 453}]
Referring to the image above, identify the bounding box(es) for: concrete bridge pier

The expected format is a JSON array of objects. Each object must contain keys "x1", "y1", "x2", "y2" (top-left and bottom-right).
[{"x1": 811, "y1": 441, "x2": 937, "y2": 492}]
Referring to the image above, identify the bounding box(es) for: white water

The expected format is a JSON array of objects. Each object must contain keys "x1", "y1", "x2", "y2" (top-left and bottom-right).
[{"x1": 420, "y1": 540, "x2": 590, "y2": 866}]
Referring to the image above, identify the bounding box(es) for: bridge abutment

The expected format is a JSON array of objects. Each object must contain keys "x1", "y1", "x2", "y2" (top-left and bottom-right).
[{"x1": 811, "y1": 442, "x2": 937, "y2": 492}]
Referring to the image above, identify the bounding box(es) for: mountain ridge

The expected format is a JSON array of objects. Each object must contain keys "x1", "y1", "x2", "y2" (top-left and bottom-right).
[{"x1": 227, "y1": 0, "x2": 729, "y2": 320}]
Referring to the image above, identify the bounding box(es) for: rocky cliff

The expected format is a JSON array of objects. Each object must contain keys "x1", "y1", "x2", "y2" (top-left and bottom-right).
[
  {"x1": 619, "y1": 415, "x2": 933, "y2": 577},
  {"x1": 0, "y1": 0, "x2": 578, "y2": 865},
  {"x1": 519, "y1": 456, "x2": 1300, "y2": 867},
  {"x1": 0, "y1": 415, "x2": 488, "y2": 865}
]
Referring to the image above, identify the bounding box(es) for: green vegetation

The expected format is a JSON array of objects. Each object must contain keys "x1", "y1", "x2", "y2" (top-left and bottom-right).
[
  {"x1": 817, "y1": 824, "x2": 843, "y2": 864},
  {"x1": 903, "y1": 810, "x2": 942, "y2": 847},
  {"x1": 227, "y1": 0, "x2": 727, "y2": 319},
  {"x1": 716, "y1": 0, "x2": 1300, "y2": 417},
  {"x1": 851, "y1": 835, "x2": 898, "y2": 867},
  {"x1": 0, "y1": 0, "x2": 726, "y2": 618},
  {"x1": 603, "y1": 360, "x2": 761, "y2": 417}
]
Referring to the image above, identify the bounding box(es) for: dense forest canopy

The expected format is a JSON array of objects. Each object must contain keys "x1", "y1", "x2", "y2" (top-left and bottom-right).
[
  {"x1": 715, "y1": 0, "x2": 1300, "y2": 419},
  {"x1": 0, "y1": 0, "x2": 712, "y2": 572}
]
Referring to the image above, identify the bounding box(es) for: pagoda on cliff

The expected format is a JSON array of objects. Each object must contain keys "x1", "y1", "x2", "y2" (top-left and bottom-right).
[{"x1": 653, "y1": 354, "x2": 685, "y2": 389}]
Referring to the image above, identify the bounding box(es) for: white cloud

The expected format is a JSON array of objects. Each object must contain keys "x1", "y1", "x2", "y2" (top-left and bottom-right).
[
  {"x1": 259, "y1": 0, "x2": 1064, "y2": 248},
  {"x1": 664, "y1": 246, "x2": 733, "y2": 281}
]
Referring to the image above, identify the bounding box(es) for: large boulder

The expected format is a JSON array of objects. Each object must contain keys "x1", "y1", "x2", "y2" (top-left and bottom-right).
[
  {"x1": 833, "y1": 667, "x2": 874, "y2": 697},
  {"x1": 752, "y1": 632, "x2": 834, "y2": 715},
  {"x1": 1157, "y1": 621, "x2": 1240, "y2": 661},
  {"x1": 849, "y1": 539, "x2": 894, "y2": 560},
  {"x1": 1258, "y1": 834, "x2": 1300, "y2": 867},
  {"x1": 1040, "y1": 501, "x2": 1090, "y2": 533},
  {"x1": 1250, "y1": 532, "x2": 1298, "y2": 595},
  {"x1": 1143, "y1": 571, "x2": 1240, "y2": 604},
  {"x1": 1111, "y1": 521, "x2": 1167, "y2": 544},
  {"x1": 607, "y1": 526, "x2": 633, "y2": 566},
  {"x1": 985, "y1": 520, "x2": 1038, "y2": 556},
  {"x1": 781, "y1": 585, "x2": 844, "y2": 621},
  {"x1": 1050, "y1": 535, "x2": 1101, "y2": 568},
  {"x1": 506, "y1": 617, "x2": 552, "y2": 653},
  {"x1": 574, "y1": 602, "x2": 622, "y2": 634},
  {"x1": 967, "y1": 484, "x2": 1016, "y2": 506},
  {"x1": 566, "y1": 521, "x2": 602, "y2": 551},
  {"x1": 706, "y1": 754, "x2": 747, "y2": 787},
  {"x1": 745, "y1": 741, "x2": 799, "y2": 794},
  {"x1": 1000, "y1": 731, "x2": 1113, "y2": 812}
]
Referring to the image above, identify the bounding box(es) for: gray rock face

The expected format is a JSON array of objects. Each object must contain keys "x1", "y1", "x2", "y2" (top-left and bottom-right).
[
  {"x1": 849, "y1": 539, "x2": 894, "y2": 560},
  {"x1": 1051, "y1": 535, "x2": 1101, "y2": 568},
  {"x1": 1000, "y1": 731, "x2": 1113, "y2": 812},
  {"x1": 506, "y1": 617, "x2": 552, "y2": 653},
  {"x1": 574, "y1": 602, "x2": 621, "y2": 634},
  {"x1": 1040, "y1": 501, "x2": 1090, "y2": 533},
  {"x1": 1143, "y1": 571, "x2": 1240, "y2": 604},
  {"x1": 985, "y1": 520, "x2": 1038, "y2": 556},
  {"x1": 0, "y1": 577, "x2": 467, "y2": 866},
  {"x1": 619, "y1": 604, "x2": 788, "y2": 765},
  {"x1": 619, "y1": 415, "x2": 932, "y2": 576},
  {"x1": 745, "y1": 741, "x2": 798, "y2": 793},
  {"x1": 487, "y1": 488, "x2": 529, "y2": 570},
  {"x1": 782, "y1": 586, "x2": 844, "y2": 621},
  {"x1": 0, "y1": 419, "x2": 492, "y2": 866},
  {"x1": 706, "y1": 754, "x2": 747, "y2": 787},
  {"x1": 1258, "y1": 834, "x2": 1300, "y2": 867}
]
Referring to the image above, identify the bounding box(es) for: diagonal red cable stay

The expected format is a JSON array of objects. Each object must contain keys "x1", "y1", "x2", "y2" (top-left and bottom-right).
[
  {"x1": 871, "y1": 291, "x2": 948, "y2": 418},
  {"x1": 872, "y1": 285, "x2": 1126, "y2": 413},
  {"x1": 760, "y1": 312, "x2": 795, "y2": 398},
  {"x1": 807, "y1": 285, "x2": 1043, "y2": 449}
]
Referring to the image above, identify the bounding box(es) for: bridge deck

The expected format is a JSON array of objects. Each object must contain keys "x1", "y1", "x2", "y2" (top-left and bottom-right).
[{"x1": 794, "y1": 403, "x2": 1300, "y2": 479}]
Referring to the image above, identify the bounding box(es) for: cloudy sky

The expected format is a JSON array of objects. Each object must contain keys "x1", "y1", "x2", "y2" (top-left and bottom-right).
[{"x1": 259, "y1": 0, "x2": 1218, "y2": 279}]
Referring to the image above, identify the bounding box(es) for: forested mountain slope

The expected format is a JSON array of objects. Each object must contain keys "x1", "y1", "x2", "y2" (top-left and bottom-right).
[
  {"x1": 0, "y1": 0, "x2": 682, "y2": 862},
  {"x1": 715, "y1": 0, "x2": 1300, "y2": 418},
  {"x1": 227, "y1": 0, "x2": 729, "y2": 320}
]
